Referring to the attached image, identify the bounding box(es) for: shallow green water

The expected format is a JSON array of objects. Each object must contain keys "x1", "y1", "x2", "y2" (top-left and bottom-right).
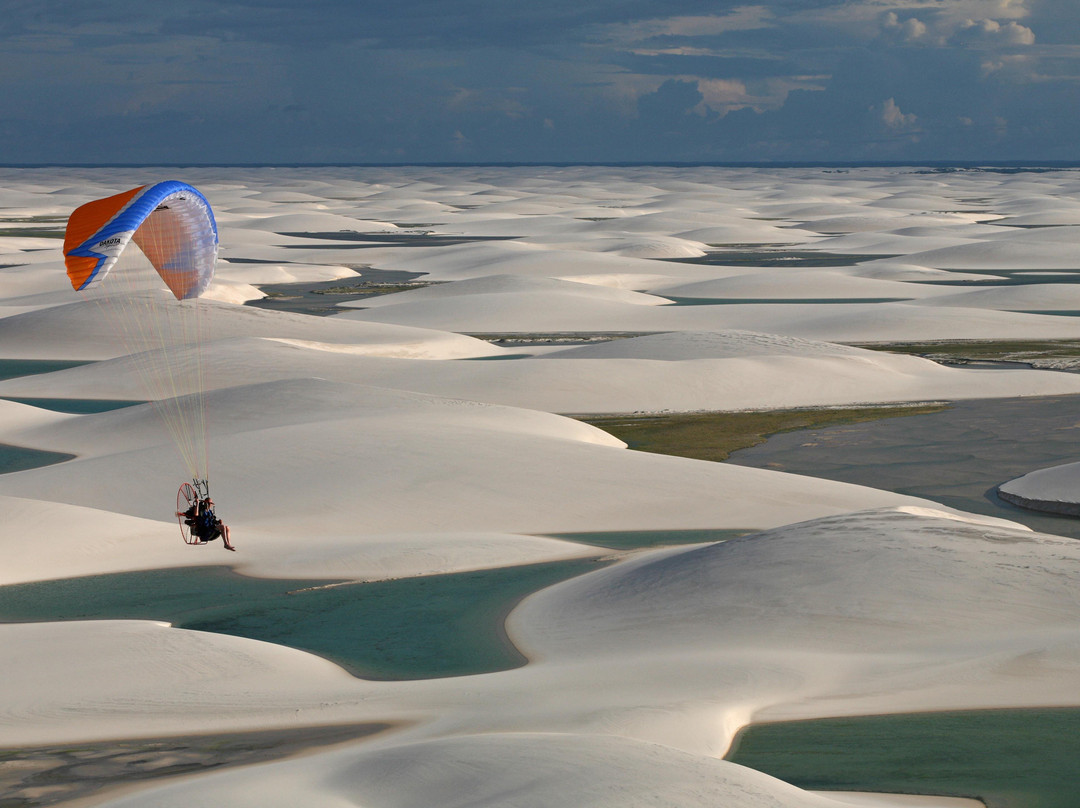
[
  {"x1": 914, "y1": 271, "x2": 1080, "y2": 287},
  {"x1": 1, "y1": 396, "x2": 140, "y2": 413},
  {"x1": 0, "y1": 359, "x2": 140, "y2": 412},
  {"x1": 727, "y1": 708, "x2": 1080, "y2": 808},
  {"x1": 726, "y1": 395, "x2": 1080, "y2": 540},
  {"x1": 0, "y1": 358, "x2": 89, "y2": 382},
  {"x1": 0, "y1": 443, "x2": 74, "y2": 473},
  {"x1": 245, "y1": 268, "x2": 424, "y2": 316},
  {"x1": 0, "y1": 560, "x2": 605, "y2": 680}
]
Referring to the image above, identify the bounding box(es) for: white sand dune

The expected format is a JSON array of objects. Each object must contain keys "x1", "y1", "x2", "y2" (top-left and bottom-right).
[
  {"x1": 346, "y1": 239, "x2": 709, "y2": 284},
  {"x1": 808, "y1": 231, "x2": 976, "y2": 255},
  {"x1": 540, "y1": 330, "x2": 871, "y2": 360},
  {"x1": 901, "y1": 239, "x2": 1080, "y2": 270},
  {"x1": 2, "y1": 376, "x2": 621, "y2": 458},
  {"x1": 698, "y1": 302, "x2": 1080, "y2": 343},
  {"x1": 0, "y1": 378, "x2": 932, "y2": 551},
  {"x1": 995, "y1": 211, "x2": 1080, "y2": 226},
  {"x1": 0, "y1": 398, "x2": 71, "y2": 432},
  {"x1": 651, "y1": 269, "x2": 948, "y2": 301},
  {"x1": 0, "y1": 298, "x2": 500, "y2": 360},
  {"x1": 214, "y1": 260, "x2": 360, "y2": 286},
  {"x1": 0, "y1": 508, "x2": 1063, "y2": 808},
  {"x1": 998, "y1": 460, "x2": 1080, "y2": 512},
  {"x1": 5, "y1": 166, "x2": 1080, "y2": 807},
  {"x1": 0, "y1": 380, "x2": 611, "y2": 582},
  {"x1": 530, "y1": 233, "x2": 710, "y2": 259},
  {"x1": 505, "y1": 507, "x2": 1080, "y2": 733},
  {"x1": 0, "y1": 484, "x2": 598, "y2": 583},
  {"x1": 790, "y1": 212, "x2": 961, "y2": 234},
  {"x1": 513, "y1": 508, "x2": 1076, "y2": 659},
  {"x1": 0, "y1": 619, "x2": 364, "y2": 746},
  {"x1": 908, "y1": 283, "x2": 1080, "y2": 312},
  {"x1": 0, "y1": 495, "x2": 202, "y2": 584},
  {"x1": 982, "y1": 224, "x2": 1080, "y2": 245},
  {"x1": 216, "y1": 226, "x2": 318, "y2": 249},
  {"x1": 0, "y1": 264, "x2": 72, "y2": 301},
  {"x1": 341, "y1": 286, "x2": 1080, "y2": 341},
  {"x1": 350, "y1": 272, "x2": 668, "y2": 309},
  {"x1": 6, "y1": 331, "x2": 1080, "y2": 414},
  {"x1": 674, "y1": 223, "x2": 811, "y2": 244},
  {"x1": 241, "y1": 189, "x2": 331, "y2": 204},
  {"x1": 234, "y1": 212, "x2": 399, "y2": 233},
  {"x1": 849, "y1": 262, "x2": 989, "y2": 282},
  {"x1": 89, "y1": 733, "x2": 858, "y2": 808}
]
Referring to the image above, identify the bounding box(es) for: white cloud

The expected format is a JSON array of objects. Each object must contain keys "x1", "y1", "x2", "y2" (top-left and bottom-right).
[
  {"x1": 628, "y1": 45, "x2": 730, "y2": 57},
  {"x1": 621, "y1": 73, "x2": 826, "y2": 118},
  {"x1": 883, "y1": 12, "x2": 928, "y2": 42},
  {"x1": 695, "y1": 78, "x2": 752, "y2": 114},
  {"x1": 953, "y1": 18, "x2": 1036, "y2": 46},
  {"x1": 999, "y1": 20, "x2": 1037, "y2": 45},
  {"x1": 880, "y1": 97, "x2": 918, "y2": 129},
  {"x1": 879, "y1": 3, "x2": 1035, "y2": 48},
  {"x1": 777, "y1": 1, "x2": 1031, "y2": 48}
]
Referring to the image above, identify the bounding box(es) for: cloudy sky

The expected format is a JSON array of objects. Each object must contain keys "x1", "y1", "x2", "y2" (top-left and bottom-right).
[{"x1": 4, "y1": 0, "x2": 1078, "y2": 163}]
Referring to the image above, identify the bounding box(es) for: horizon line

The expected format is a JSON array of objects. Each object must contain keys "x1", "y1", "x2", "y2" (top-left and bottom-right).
[{"x1": 2, "y1": 160, "x2": 1079, "y2": 170}]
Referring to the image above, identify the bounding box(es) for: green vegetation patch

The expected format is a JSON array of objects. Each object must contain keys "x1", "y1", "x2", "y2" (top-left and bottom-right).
[
  {"x1": 667, "y1": 250, "x2": 900, "y2": 268},
  {"x1": 727, "y1": 708, "x2": 1080, "y2": 808},
  {"x1": 0, "y1": 561, "x2": 605, "y2": 681},
  {"x1": 856, "y1": 339, "x2": 1080, "y2": 364},
  {"x1": 580, "y1": 404, "x2": 950, "y2": 464},
  {"x1": 468, "y1": 332, "x2": 654, "y2": 345},
  {"x1": 310, "y1": 281, "x2": 437, "y2": 296},
  {"x1": 0, "y1": 227, "x2": 64, "y2": 238},
  {"x1": 0, "y1": 723, "x2": 388, "y2": 808}
]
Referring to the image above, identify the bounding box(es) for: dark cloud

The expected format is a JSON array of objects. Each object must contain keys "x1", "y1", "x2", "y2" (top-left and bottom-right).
[
  {"x1": 155, "y1": 0, "x2": 734, "y2": 48},
  {"x1": 1028, "y1": 0, "x2": 1080, "y2": 45},
  {"x1": 2, "y1": 0, "x2": 1078, "y2": 163}
]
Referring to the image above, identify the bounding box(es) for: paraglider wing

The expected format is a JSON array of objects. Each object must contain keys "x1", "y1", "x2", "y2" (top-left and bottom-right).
[
  {"x1": 63, "y1": 181, "x2": 218, "y2": 300},
  {"x1": 62, "y1": 180, "x2": 219, "y2": 485}
]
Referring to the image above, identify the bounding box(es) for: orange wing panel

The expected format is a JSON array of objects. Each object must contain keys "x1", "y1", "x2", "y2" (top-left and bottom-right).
[
  {"x1": 63, "y1": 186, "x2": 146, "y2": 290},
  {"x1": 64, "y1": 254, "x2": 103, "y2": 292}
]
